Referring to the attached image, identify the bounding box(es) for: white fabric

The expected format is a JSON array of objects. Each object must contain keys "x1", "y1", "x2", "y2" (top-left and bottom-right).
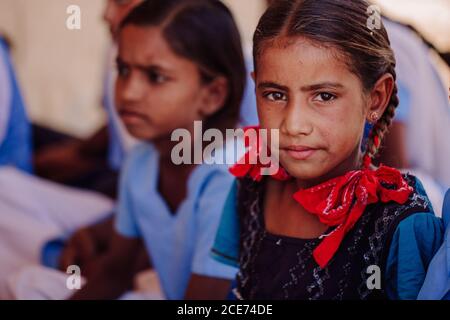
[
  {"x1": 0, "y1": 41, "x2": 12, "y2": 145},
  {"x1": 385, "y1": 20, "x2": 450, "y2": 189},
  {"x1": 6, "y1": 265, "x2": 164, "y2": 300},
  {"x1": 0, "y1": 167, "x2": 113, "y2": 298}
]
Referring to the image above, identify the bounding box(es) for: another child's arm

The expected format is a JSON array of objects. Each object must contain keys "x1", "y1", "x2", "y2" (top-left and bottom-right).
[
  {"x1": 385, "y1": 212, "x2": 444, "y2": 299},
  {"x1": 59, "y1": 216, "x2": 115, "y2": 280},
  {"x1": 385, "y1": 178, "x2": 444, "y2": 299}
]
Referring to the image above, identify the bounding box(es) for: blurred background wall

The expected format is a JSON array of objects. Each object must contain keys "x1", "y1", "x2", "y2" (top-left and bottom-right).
[{"x1": 0, "y1": 0, "x2": 448, "y2": 138}]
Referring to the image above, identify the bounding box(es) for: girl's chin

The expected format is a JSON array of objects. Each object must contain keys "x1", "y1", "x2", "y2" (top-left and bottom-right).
[
  {"x1": 124, "y1": 126, "x2": 155, "y2": 141},
  {"x1": 282, "y1": 162, "x2": 328, "y2": 182}
]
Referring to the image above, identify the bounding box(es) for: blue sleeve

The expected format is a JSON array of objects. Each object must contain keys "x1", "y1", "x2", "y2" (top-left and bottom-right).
[
  {"x1": 210, "y1": 179, "x2": 240, "y2": 268},
  {"x1": 191, "y1": 170, "x2": 238, "y2": 280},
  {"x1": 393, "y1": 82, "x2": 411, "y2": 124},
  {"x1": 417, "y1": 226, "x2": 450, "y2": 300},
  {"x1": 418, "y1": 189, "x2": 450, "y2": 300},
  {"x1": 385, "y1": 212, "x2": 444, "y2": 300},
  {"x1": 114, "y1": 155, "x2": 140, "y2": 238}
]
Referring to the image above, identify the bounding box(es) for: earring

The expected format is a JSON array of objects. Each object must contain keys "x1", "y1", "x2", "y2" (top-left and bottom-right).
[{"x1": 369, "y1": 112, "x2": 378, "y2": 123}]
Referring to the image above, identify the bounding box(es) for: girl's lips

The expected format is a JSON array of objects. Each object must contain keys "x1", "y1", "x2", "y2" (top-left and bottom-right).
[
  {"x1": 119, "y1": 110, "x2": 145, "y2": 125},
  {"x1": 283, "y1": 146, "x2": 319, "y2": 160},
  {"x1": 119, "y1": 111, "x2": 142, "y2": 125}
]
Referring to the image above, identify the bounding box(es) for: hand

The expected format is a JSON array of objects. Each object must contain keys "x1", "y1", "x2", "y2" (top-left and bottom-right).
[{"x1": 59, "y1": 227, "x2": 99, "y2": 278}]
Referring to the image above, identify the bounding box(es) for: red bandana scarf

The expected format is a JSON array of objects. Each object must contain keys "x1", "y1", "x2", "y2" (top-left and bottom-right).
[{"x1": 229, "y1": 127, "x2": 413, "y2": 268}]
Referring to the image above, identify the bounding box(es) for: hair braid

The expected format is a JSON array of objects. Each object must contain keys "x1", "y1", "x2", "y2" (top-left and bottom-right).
[{"x1": 362, "y1": 66, "x2": 399, "y2": 168}]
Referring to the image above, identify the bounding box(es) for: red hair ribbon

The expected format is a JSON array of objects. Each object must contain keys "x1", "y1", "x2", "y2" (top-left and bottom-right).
[
  {"x1": 229, "y1": 126, "x2": 290, "y2": 181},
  {"x1": 229, "y1": 127, "x2": 413, "y2": 269}
]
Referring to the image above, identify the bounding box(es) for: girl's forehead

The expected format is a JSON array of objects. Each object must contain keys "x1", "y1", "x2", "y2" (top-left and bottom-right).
[
  {"x1": 255, "y1": 36, "x2": 363, "y2": 90},
  {"x1": 262, "y1": 36, "x2": 346, "y2": 62},
  {"x1": 257, "y1": 36, "x2": 350, "y2": 74},
  {"x1": 119, "y1": 26, "x2": 189, "y2": 67}
]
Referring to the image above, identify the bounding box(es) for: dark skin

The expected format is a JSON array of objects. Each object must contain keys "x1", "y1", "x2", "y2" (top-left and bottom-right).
[
  {"x1": 33, "y1": 127, "x2": 109, "y2": 185},
  {"x1": 255, "y1": 36, "x2": 393, "y2": 239},
  {"x1": 70, "y1": 233, "x2": 147, "y2": 300},
  {"x1": 69, "y1": 25, "x2": 233, "y2": 300}
]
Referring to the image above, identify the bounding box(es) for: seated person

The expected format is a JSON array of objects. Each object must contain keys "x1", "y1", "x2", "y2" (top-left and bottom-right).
[{"x1": 9, "y1": 0, "x2": 247, "y2": 300}]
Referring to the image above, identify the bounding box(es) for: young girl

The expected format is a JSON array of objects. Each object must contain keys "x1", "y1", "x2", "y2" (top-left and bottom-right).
[
  {"x1": 66, "y1": 0, "x2": 246, "y2": 300},
  {"x1": 212, "y1": 0, "x2": 444, "y2": 300}
]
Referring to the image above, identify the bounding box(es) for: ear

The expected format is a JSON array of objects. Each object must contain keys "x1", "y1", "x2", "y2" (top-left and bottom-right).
[
  {"x1": 251, "y1": 71, "x2": 256, "y2": 83},
  {"x1": 366, "y1": 73, "x2": 394, "y2": 124},
  {"x1": 198, "y1": 76, "x2": 229, "y2": 117}
]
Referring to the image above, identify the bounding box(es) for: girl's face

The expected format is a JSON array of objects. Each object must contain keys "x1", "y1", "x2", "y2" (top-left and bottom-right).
[
  {"x1": 255, "y1": 37, "x2": 370, "y2": 184},
  {"x1": 116, "y1": 25, "x2": 221, "y2": 142}
]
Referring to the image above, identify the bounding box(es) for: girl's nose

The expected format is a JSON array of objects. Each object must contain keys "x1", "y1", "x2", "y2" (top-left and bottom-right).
[
  {"x1": 281, "y1": 99, "x2": 313, "y2": 137},
  {"x1": 120, "y1": 73, "x2": 146, "y2": 103}
]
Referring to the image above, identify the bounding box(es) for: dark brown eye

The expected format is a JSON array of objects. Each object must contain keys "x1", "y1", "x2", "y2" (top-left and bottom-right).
[
  {"x1": 146, "y1": 70, "x2": 167, "y2": 84},
  {"x1": 264, "y1": 91, "x2": 287, "y2": 101},
  {"x1": 117, "y1": 63, "x2": 130, "y2": 78},
  {"x1": 315, "y1": 92, "x2": 336, "y2": 102}
]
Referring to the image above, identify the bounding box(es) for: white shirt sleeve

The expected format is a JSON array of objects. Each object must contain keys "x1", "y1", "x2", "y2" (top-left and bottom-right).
[{"x1": 0, "y1": 41, "x2": 12, "y2": 145}]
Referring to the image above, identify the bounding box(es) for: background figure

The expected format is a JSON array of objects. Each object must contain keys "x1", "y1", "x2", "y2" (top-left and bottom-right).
[
  {"x1": 33, "y1": 0, "x2": 258, "y2": 196},
  {"x1": 32, "y1": 0, "x2": 145, "y2": 198},
  {"x1": 378, "y1": 18, "x2": 450, "y2": 216},
  {"x1": 0, "y1": 36, "x2": 32, "y2": 173}
]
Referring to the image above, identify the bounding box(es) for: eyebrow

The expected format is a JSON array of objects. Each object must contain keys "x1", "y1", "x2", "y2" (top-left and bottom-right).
[
  {"x1": 116, "y1": 57, "x2": 169, "y2": 74},
  {"x1": 257, "y1": 81, "x2": 344, "y2": 92},
  {"x1": 300, "y1": 82, "x2": 344, "y2": 91},
  {"x1": 257, "y1": 82, "x2": 289, "y2": 91}
]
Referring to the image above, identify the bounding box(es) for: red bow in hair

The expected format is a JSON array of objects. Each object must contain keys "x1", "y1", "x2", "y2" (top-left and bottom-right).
[
  {"x1": 229, "y1": 126, "x2": 290, "y2": 181},
  {"x1": 229, "y1": 127, "x2": 413, "y2": 269}
]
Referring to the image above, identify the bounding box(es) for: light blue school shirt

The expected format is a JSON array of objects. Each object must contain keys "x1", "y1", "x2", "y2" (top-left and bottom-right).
[
  {"x1": 115, "y1": 142, "x2": 238, "y2": 300},
  {"x1": 0, "y1": 38, "x2": 32, "y2": 173}
]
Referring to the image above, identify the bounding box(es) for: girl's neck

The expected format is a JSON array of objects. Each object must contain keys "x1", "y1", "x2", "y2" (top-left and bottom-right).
[{"x1": 153, "y1": 135, "x2": 198, "y2": 214}]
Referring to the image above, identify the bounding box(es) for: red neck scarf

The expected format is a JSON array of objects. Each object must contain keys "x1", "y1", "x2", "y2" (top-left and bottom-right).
[{"x1": 229, "y1": 127, "x2": 413, "y2": 269}]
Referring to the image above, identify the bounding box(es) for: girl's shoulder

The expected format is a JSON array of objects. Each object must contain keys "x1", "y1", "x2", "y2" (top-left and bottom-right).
[
  {"x1": 383, "y1": 174, "x2": 445, "y2": 299},
  {"x1": 374, "y1": 173, "x2": 440, "y2": 242}
]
